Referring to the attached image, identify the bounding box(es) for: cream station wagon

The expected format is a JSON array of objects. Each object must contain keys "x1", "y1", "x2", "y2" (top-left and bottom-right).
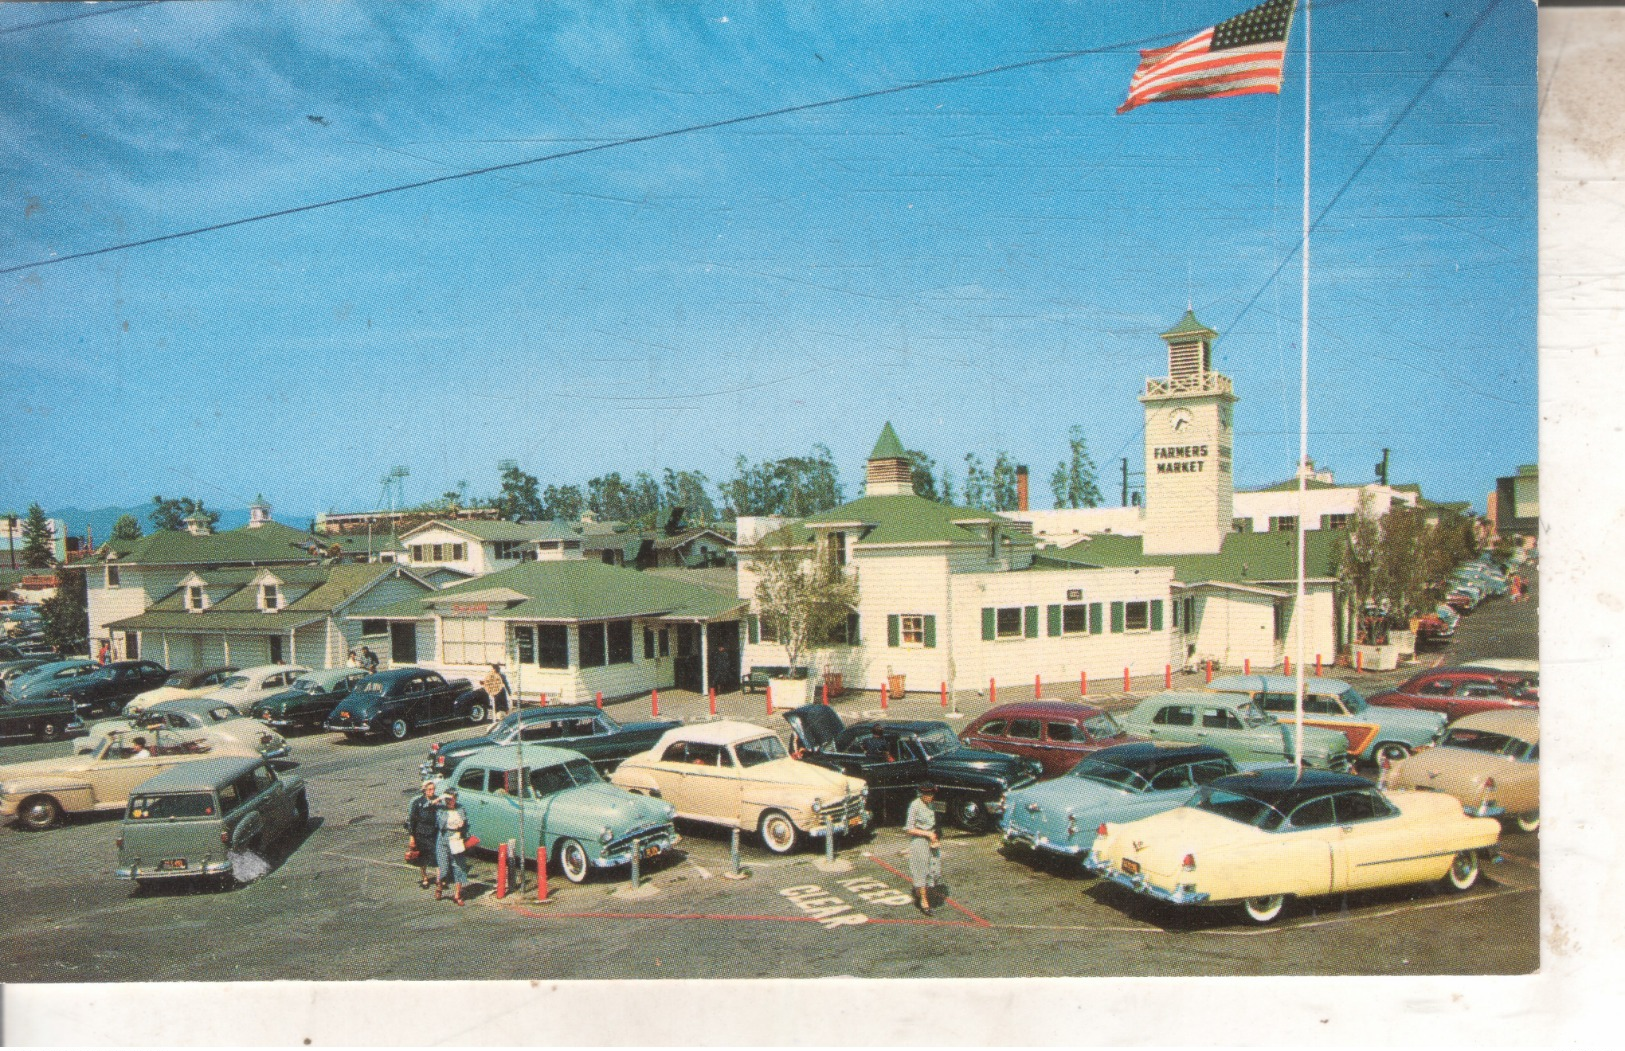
[{"x1": 611, "y1": 720, "x2": 869, "y2": 854}]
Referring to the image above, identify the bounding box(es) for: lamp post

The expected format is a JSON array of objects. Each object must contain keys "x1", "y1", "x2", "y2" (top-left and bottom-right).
[{"x1": 4, "y1": 511, "x2": 16, "y2": 570}]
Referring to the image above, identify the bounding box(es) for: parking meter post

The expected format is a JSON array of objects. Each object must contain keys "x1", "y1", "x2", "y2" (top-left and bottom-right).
[
  {"x1": 630, "y1": 847, "x2": 641, "y2": 891},
  {"x1": 823, "y1": 814, "x2": 835, "y2": 865}
]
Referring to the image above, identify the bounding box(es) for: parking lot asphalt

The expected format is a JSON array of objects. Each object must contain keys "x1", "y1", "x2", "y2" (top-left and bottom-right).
[{"x1": 0, "y1": 578, "x2": 1538, "y2": 981}]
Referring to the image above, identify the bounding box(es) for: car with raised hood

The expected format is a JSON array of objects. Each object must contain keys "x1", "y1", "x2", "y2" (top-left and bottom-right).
[
  {"x1": 122, "y1": 666, "x2": 239, "y2": 715},
  {"x1": 322, "y1": 667, "x2": 477, "y2": 740},
  {"x1": 199, "y1": 665, "x2": 311, "y2": 715},
  {"x1": 82, "y1": 697, "x2": 289, "y2": 760},
  {"x1": 115, "y1": 755, "x2": 309, "y2": 888},
  {"x1": 1117, "y1": 691, "x2": 1353, "y2": 771},
  {"x1": 249, "y1": 668, "x2": 367, "y2": 732},
  {"x1": 1001, "y1": 743, "x2": 1244, "y2": 864},
  {"x1": 783, "y1": 704, "x2": 1040, "y2": 832},
  {"x1": 959, "y1": 700, "x2": 1146, "y2": 779},
  {"x1": 1206, "y1": 674, "x2": 1445, "y2": 766},
  {"x1": 1366, "y1": 667, "x2": 1538, "y2": 723},
  {"x1": 0, "y1": 726, "x2": 259, "y2": 830},
  {"x1": 1386, "y1": 708, "x2": 1539, "y2": 832},
  {"x1": 422, "y1": 704, "x2": 679, "y2": 781},
  {"x1": 1087, "y1": 768, "x2": 1502, "y2": 924},
  {"x1": 16, "y1": 659, "x2": 170, "y2": 720},
  {"x1": 612, "y1": 720, "x2": 869, "y2": 854},
  {"x1": 443, "y1": 744, "x2": 679, "y2": 884}
]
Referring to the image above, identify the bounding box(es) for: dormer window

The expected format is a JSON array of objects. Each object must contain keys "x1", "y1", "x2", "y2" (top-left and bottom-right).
[
  {"x1": 826, "y1": 531, "x2": 847, "y2": 567},
  {"x1": 105, "y1": 565, "x2": 120, "y2": 588},
  {"x1": 187, "y1": 586, "x2": 206, "y2": 612},
  {"x1": 260, "y1": 584, "x2": 281, "y2": 611}
]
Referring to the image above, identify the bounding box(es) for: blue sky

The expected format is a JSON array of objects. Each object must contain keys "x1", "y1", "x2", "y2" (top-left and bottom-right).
[{"x1": 0, "y1": 0, "x2": 1534, "y2": 519}]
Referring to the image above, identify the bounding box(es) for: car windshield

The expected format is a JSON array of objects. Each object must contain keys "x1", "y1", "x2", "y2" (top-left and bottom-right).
[
  {"x1": 292, "y1": 678, "x2": 325, "y2": 693},
  {"x1": 1338, "y1": 688, "x2": 1367, "y2": 713},
  {"x1": 1190, "y1": 785, "x2": 1287, "y2": 831},
  {"x1": 914, "y1": 726, "x2": 958, "y2": 756},
  {"x1": 128, "y1": 793, "x2": 218, "y2": 820},
  {"x1": 1442, "y1": 728, "x2": 1532, "y2": 759},
  {"x1": 1236, "y1": 701, "x2": 1271, "y2": 729},
  {"x1": 218, "y1": 676, "x2": 250, "y2": 690},
  {"x1": 562, "y1": 758, "x2": 601, "y2": 786},
  {"x1": 162, "y1": 672, "x2": 192, "y2": 687},
  {"x1": 1083, "y1": 713, "x2": 1123, "y2": 739},
  {"x1": 1069, "y1": 757, "x2": 1151, "y2": 792},
  {"x1": 734, "y1": 735, "x2": 788, "y2": 767}
]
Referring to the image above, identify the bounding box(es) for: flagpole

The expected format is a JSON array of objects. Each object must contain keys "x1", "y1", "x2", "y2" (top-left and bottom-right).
[{"x1": 1293, "y1": 0, "x2": 1312, "y2": 777}]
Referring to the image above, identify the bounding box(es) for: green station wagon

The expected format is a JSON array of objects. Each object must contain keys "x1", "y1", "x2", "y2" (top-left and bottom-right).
[
  {"x1": 115, "y1": 756, "x2": 309, "y2": 888},
  {"x1": 1118, "y1": 691, "x2": 1354, "y2": 771}
]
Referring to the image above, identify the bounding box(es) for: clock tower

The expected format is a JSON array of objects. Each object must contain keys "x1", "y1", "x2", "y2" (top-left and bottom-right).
[{"x1": 1139, "y1": 309, "x2": 1236, "y2": 554}]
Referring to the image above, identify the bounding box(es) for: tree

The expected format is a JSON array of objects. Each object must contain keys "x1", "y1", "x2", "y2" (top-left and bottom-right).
[
  {"x1": 20, "y1": 504, "x2": 54, "y2": 569},
  {"x1": 903, "y1": 450, "x2": 941, "y2": 501},
  {"x1": 39, "y1": 568, "x2": 88, "y2": 655},
  {"x1": 588, "y1": 472, "x2": 634, "y2": 521},
  {"x1": 149, "y1": 496, "x2": 219, "y2": 533},
  {"x1": 1051, "y1": 425, "x2": 1104, "y2": 508},
  {"x1": 990, "y1": 452, "x2": 1020, "y2": 512},
  {"x1": 721, "y1": 447, "x2": 844, "y2": 518},
  {"x1": 961, "y1": 453, "x2": 990, "y2": 510},
  {"x1": 748, "y1": 534, "x2": 860, "y2": 675},
  {"x1": 495, "y1": 465, "x2": 545, "y2": 521},
  {"x1": 542, "y1": 484, "x2": 585, "y2": 521},
  {"x1": 661, "y1": 469, "x2": 716, "y2": 523},
  {"x1": 1338, "y1": 494, "x2": 1382, "y2": 643},
  {"x1": 111, "y1": 514, "x2": 143, "y2": 541}
]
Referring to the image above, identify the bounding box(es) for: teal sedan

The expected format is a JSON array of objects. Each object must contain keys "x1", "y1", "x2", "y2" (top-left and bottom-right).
[
  {"x1": 1207, "y1": 674, "x2": 1446, "y2": 766},
  {"x1": 1118, "y1": 692, "x2": 1353, "y2": 771},
  {"x1": 442, "y1": 744, "x2": 679, "y2": 884}
]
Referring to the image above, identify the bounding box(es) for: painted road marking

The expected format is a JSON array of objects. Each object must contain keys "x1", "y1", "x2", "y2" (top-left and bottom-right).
[
  {"x1": 863, "y1": 852, "x2": 991, "y2": 927},
  {"x1": 685, "y1": 858, "x2": 713, "y2": 880}
]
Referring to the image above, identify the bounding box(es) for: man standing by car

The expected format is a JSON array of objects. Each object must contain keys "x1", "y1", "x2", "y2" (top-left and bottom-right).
[
  {"x1": 406, "y1": 780, "x2": 441, "y2": 889},
  {"x1": 359, "y1": 646, "x2": 379, "y2": 674}
]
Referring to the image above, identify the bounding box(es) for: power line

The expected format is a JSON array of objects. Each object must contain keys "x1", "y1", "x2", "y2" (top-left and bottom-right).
[
  {"x1": 1, "y1": 23, "x2": 1200, "y2": 277},
  {"x1": 0, "y1": 1, "x2": 158, "y2": 37}
]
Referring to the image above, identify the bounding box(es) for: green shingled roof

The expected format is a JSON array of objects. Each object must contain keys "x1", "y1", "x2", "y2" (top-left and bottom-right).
[
  {"x1": 756, "y1": 493, "x2": 1029, "y2": 548},
  {"x1": 1037, "y1": 529, "x2": 1344, "y2": 585},
  {"x1": 869, "y1": 422, "x2": 906, "y2": 460},
  {"x1": 110, "y1": 563, "x2": 420, "y2": 633},
  {"x1": 93, "y1": 521, "x2": 317, "y2": 567},
  {"x1": 1161, "y1": 309, "x2": 1217, "y2": 341},
  {"x1": 403, "y1": 519, "x2": 581, "y2": 542},
  {"x1": 369, "y1": 558, "x2": 744, "y2": 622}
]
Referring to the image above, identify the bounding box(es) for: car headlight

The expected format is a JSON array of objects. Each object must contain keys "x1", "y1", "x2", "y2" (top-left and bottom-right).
[{"x1": 599, "y1": 827, "x2": 613, "y2": 844}]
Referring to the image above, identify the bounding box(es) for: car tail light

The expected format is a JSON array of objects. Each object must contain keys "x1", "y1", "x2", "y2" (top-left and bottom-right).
[
  {"x1": 1097, "y1": 823, "x2": 1109, "y2": 837},
  {"x1": 220, "y1": 829, "x2": 231, "y2": 845},
  {"x1": 1067, "y1": 815, "x2": 1077, "y2": 838},
  {"x1": 1474, "y1": 777, "x2": 1499, "y2": 817},
  {"x1": 1181, "y1": 854, "x2": 1197, "y2": 871}
]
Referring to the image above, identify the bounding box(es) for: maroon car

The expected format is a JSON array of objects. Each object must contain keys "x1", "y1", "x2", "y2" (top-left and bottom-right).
[
  {"x1": 1365, "y1": 667, "x2": 1539, "y2": 723},
  {"x1": 959, "y1": 700, "x2": 1144, "y2": 779}
]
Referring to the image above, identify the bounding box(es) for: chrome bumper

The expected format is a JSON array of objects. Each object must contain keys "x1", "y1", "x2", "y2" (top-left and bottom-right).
[
  {"x1": 1003, "y1": 823, "x2": 1090, "y2": 857},
  {"x1": 325, "y1": 721, "x2": 371, "y2": 734},
  {"x1": 1085, "y1": 851, "x2": 1209, "y2": 905},
  {"x1": 116, "y1": 859, "x2": 233, "y2": 880},
  {"x1": 597, "y1": 829, "x2": 682, "y2": 868}
]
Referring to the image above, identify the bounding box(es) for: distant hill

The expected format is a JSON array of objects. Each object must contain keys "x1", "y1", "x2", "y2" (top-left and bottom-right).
[{"x1": 51, "y1": 505, "x2": 256, "y2": 541}]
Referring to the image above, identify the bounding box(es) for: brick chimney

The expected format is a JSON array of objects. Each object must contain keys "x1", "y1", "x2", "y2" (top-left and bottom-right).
[{"x1": 1016, "y1": 465, "x2": 1029, "y2": 512}]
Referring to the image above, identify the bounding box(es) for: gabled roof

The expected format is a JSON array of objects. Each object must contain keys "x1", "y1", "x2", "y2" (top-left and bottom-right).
[
  {"x1": 652, "y1": 527, "x2": 734, "y2": 551},
  {"x1": 401, "y1": 519, "x2": 581, "y2": 543},
  {"x1": 90, "y1": 521, "x2": 316, "y2": 568},
  {"x1": 1037, "y1": 529, "x2": 1343, "y2": 586},
  {"x1": 110, "y1": 563, "x2": 427, "y2": 633},
  {"x1": 757, "y1": 494, "x2": 1029, "y2": 548},
  {"x1": 869, "y1": 422, "x2": 906, "y2": 460},
  {"x1": 369, "y1": 558, "x2": 745, "y2": 623}
]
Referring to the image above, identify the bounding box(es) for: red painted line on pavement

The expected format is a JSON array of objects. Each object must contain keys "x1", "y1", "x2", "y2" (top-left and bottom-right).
[
  {"x1": 499, "y1": 903, "x2": 981, "y2": 928},
  {"x1": 864, "y1": 853, "x2": 992, "y2": 928}
]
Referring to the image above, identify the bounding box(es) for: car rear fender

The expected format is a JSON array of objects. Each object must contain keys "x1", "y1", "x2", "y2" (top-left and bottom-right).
[
  {"x1": 229, "y1": 810, "x2": 266, "y2": 850},
  {"x1": 609, "y1": 763, "x2": 662, "y2": 797},
  {"x1": 4, "y1": 775, "x2": 95, "y2": 808}
]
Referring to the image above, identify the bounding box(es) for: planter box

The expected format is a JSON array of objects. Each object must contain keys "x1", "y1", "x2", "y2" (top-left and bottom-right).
[
  {"x1": 1389, "y1": 630, "x2": 1417, "y2": 659},
  {"x1": 1352, "y1": 643, "x2": 1401, "y2": 672},
  {"x1": 769, "y1": 677, "x2": 809, "y2": 708}
]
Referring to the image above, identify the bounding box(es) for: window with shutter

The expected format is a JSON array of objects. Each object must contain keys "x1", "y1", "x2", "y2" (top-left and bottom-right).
[
  {"x1": 887, "y1": 614, "x2": 901, "y2": 647},
  {"x1": 1150, "y1": 600, "x2": 1164, "y2": 632},
  {"x1": 1110, "y1": 601, "x2": 1125, "y2": 633},
  {"x1": 922, "y1": 615, "x2": 936, "y2": 648},
  {"x1": 1089, "y1": 602, "x2": 1103, "y2": 634},
  {"x1": 1172, "y1": 598, "x2": 1180, "y2": 629},
  {"x1": 1047, "y1": 604, "x2": 1061, "y2": 637},
  {"x1": 982, "y1": 607, "x2": 995, "y2": 641},
  {"x1": 1023, "y1": 606, "x2": 1039, "y2": 638}
]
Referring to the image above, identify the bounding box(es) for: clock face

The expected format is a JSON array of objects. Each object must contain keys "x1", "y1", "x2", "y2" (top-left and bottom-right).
[{"x1": 1171, "y1": 408, "x2": 1194, "y2": 433}]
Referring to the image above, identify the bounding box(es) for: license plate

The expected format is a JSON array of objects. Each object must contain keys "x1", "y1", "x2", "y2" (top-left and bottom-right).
[
  {"x1": 642, "y1": 845, "x2": 661, "y2": 859},
  {"x1": 159, "y1": 859, "x2": 188, "y2": 871},
  {"x1": 848, "y1": 815, "x2": 863, "y2": 828},
  {"x1": 930, "y1": 801, "x2": 946, "y2": 812},
  {"x1": 340, "y1": 712, "x2": 350, "y2": 719},
  {"x1": 1122, "y1": 858, "x2": 1140, "y2": 876}
]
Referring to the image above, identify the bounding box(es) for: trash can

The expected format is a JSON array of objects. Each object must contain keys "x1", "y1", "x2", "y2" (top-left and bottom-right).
[{"x1": 887, "y1": 674, "x2": 906, "y2": 700}]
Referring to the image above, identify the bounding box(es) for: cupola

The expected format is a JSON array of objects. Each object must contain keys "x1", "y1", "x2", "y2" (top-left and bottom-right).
[
  {"x1": 248, "y1": 495, "x2": 273, "y2": 528},
  {"x1": 864, "y1": 422, "x2": 914, "y2": 497}
]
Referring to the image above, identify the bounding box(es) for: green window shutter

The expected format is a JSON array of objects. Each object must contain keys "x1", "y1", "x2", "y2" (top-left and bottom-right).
[
  {"x1": 847, "y1": 612, "x2": 860, "y2": 645},
  {"x1": 1090, "y1": 602, "x2": 1103, "y2": 635},
  {"x1": 982, "y1": 607, "x2": 996, "y2": 641},
  {"x1": 1047, "y1": 604, "x2": 1061, "y2": 637},
  {"x1": 747, "y1": 614, "x2": 759, "y2": 644},
  {"x1": 1024, "y1": 606, "x2": 1039, "y2": 638},
  {"x1": 1151, "y1": 600, "x2": 1164, "y2": 632},
  {"x1": 923, "y1": 615, "x2": 936, "y2": 648},
  {"x1": 887, "y1": 614, "x2": 901, "y2": 648},
  {"x1": 1171, "y1": 599, "x2": 1180, "y2": 629},
  {"x1": 1110, "y1": 601, "x2": 1125, "y2": 633}
]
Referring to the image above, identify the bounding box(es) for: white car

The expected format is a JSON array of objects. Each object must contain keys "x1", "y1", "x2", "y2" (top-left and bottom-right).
[
  {"x1": 122, "y1": 666, "x2": 239, "y2": 715},
  {"x1": 200, "y1": 665, "x2": 310, "y2": 714}
]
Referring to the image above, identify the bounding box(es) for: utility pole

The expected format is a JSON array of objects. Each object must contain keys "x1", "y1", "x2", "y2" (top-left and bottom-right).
[
  {"x1": 1374, "y1": 448, "x2": 1390, "y2": 486},
  {"x1": 1121, "y1": 458, "x2": 1130, "y2": 507}
]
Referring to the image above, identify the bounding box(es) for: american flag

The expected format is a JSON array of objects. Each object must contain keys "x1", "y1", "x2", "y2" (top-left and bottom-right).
[{"x1": 1117, "y1": 0, "x2": 1296, "y2": 115}]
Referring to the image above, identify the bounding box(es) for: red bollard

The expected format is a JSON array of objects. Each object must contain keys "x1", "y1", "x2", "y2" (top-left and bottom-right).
[
  {"x1": 595, "y1": 691, "x2": 603, "y2": 709},
  {"x1": 1284, "y1": 656, "x2": 1291, "y2": 676},
  {"x1": 765, "y1": 682, "x2": 774, "y2": 715},
  {"x1": 1165, "y1": 664, "x2": 1172, "y2": 689},
  {"x1": 1245, "y1": 658, "x2": 1251, "y2": 675},
  {"x1": 989, "y1": 678, "x2": 997, "y2": 707},
  {"x1": 1315, "y1": 654, "x2": 1322, "y2": 676},
  {"x1": 496, "y1": 842, "x2": 509, "y2": 899},
  {"x1": 1205, "y1": 661, "x2": 1213, "y2": 684},
  {"x1": 880, "y1": 682, "x2": 889, "y2": 710},
  {"x1": 1035, "y1": 674, "x2": 1042, "y2": 699},
  {"x1": 708, "y1": 686, "x2": 717, "y2": 716},
  {"x1": 940, "y1": 682, "x2": 949, "y2": 709},
  {"x1": 1124, "y1": 667, "x2": 1131, "y2": 692},
  {"x1": 822, "y1": 680, "x2": 829, "y2": 706},
  {"x1": 1356, "y1": 649, "x2": 1364, "y2": 673},
  {"x1": 536, "y1": 846, "x2": 550, "y2": 902},
  {"x1": 652, "y1": 689, "x2": 660, "y2": 718},
  {"x1": 1081, "y1": 670, "x2": 1088, "y2": 697}
]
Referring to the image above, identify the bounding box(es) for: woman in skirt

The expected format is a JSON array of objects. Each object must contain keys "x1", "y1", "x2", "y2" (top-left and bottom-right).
[{"x1": 905, "y1": 783, "x2": 941, "y2": 915}]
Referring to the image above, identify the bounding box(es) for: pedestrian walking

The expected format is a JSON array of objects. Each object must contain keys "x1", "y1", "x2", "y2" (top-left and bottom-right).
[
  {"x1": 905, "y1": 783, "x2": 942, "y2": 915},
  {"x1": 359, "y1": 645, "x2": 380, "y2": 674},
  {"x1": 435, "y1": 788, "x2": 471, "y2": 906},
  {"x1": 405, "y1": 779, "x2": 441, "y2": 889},
  {"x1": 482, "y1": 662, "x2": 511, "y2": 720}
]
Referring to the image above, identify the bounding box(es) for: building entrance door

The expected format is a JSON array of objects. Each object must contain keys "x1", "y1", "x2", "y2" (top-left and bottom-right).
[
  {"x1": 706, "y1": 621, "x2": 740, "y2": 694},
  {"x1": 390, "y1": 623, "x2": 418, "y2": 665},
  {"x1": 673, "y1": 625, "x2": 702, "y2": 692}
]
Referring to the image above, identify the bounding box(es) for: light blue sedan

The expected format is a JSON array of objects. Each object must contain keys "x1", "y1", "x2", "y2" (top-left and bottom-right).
[
  {"x1": 1001, "y1": 743, "x2": 1241, "y2": 865},
  {"x1": 1207, "y1": 674, "x2": 1446, "y2": 766}
]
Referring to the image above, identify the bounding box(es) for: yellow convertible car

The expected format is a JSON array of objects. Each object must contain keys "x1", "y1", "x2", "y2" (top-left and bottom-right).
[{"x1": 1087, "y1": 768, "x2": 1501, "y2": 924}]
